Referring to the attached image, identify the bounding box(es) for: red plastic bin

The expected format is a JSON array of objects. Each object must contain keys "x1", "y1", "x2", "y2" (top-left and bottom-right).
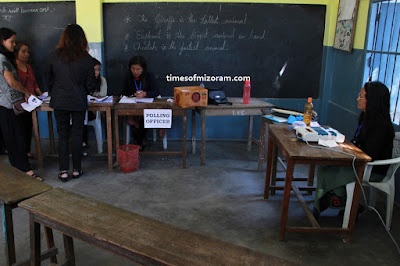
[{"x1": 117, "y1": 145, "x2": 139, "y2": 172}]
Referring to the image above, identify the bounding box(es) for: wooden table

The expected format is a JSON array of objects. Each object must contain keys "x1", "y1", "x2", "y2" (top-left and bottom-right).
[
  {"x1": 32, "y1": 97, "x2": 117, "y2": 170},
  {"x1": 264, "y1": 124, "x2": 371, "y2": 241},
  {"x1": 0, "y1": 161, "x2": 57, "y2": 265},
  {"x1": 114, "y1": 99, "x2": 188, "y2": 168},
  {"x1": 192, "y1": 97, "x2": 273, "y2": 167},
  {"x1": 20, "y1": 188, "x2": 295, "y2": 266}
]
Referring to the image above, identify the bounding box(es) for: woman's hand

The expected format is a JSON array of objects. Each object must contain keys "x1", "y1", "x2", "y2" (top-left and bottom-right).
[
  {"x1": 3, "y1": 70, "x2": 31, "y2": 100},
  {"x1": 134, "y1": 90, "x2": 147, "y2": 99}
]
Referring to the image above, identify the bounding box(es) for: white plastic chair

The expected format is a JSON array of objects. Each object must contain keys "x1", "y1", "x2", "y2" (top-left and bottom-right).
[
  {"x1": 87, "y1": 111, "x2": 103, "y2": 154},
  {"x1": 126, "y1": 124, "x2": 167, "y2": 150},
  {"x1": 343, "y1": 132, "x2": 400, "y2": 229}
]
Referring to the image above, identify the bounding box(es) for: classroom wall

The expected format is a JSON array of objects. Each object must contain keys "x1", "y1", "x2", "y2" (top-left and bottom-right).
[{"x1": 1, "y1": 0, "x2": 398, "y2": 202}]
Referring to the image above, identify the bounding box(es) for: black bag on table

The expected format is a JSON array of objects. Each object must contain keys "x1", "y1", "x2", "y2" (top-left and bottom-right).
[{"x1": 208, "y1": 89, "x2": 232, "y2": 105}]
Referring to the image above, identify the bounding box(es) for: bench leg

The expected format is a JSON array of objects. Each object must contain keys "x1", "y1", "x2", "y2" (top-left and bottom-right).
[
  {"x1": 2, "y1": 202, "x2": 16, "y2": 266},
  {"x1": 45, "y1": 227, "x2": 58, "y2": 264},
  {"x1": 30, "y1": 213, "x2": 41, "y2": 266},
  {"x1": 63, "y1": 234, "x2": 76, "y2": 266}
]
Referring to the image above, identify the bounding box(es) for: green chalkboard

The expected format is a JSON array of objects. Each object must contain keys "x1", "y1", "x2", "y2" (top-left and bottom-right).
[{"x1": 104, "y1": 2, "x2": 325, "y2": 98}]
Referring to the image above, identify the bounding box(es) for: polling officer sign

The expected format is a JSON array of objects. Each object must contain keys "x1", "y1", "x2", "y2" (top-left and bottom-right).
[{"x1": 144, "y1": 109, "x2": 172, "y2": 128}]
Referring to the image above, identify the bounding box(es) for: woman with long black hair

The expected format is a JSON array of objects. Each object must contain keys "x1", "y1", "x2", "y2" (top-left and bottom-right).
[
  {"x1": 46, "y1": 24, "x2": 97, "y2": 182},
  {"x1": 313, "y1": 81, "x2": 394, "y2": 218},
  {"x1": 0, "y1": 27, "x2": 41, "y2": 180}
]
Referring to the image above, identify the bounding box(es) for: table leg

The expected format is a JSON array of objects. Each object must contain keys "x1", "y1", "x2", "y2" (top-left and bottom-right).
[
  {"x1": 45, "y1": 226, "x2": 57, "y2": 264},
  {"x1": 114, "y1": 113, "x2": 120, "y2": 162},
  {"x1": 2, "y1": 202, "x2": 16, "y2": 266},
  {"x1": 247, "y1": 115, "x2": 254, "y2": 151},
  {"x1": 191, "y1": 110, "x2": 196, "y2": 154},
  {"x1": 279, "y1": 160, "x2": 295, "y2": 241},
  {"x1": 270, "y1": 145, "x2": 278, "y2": 196},
  {"x1": 30, "y1": 213, "x2": 41, "y2": 266},
  {"x1": 63, "y1": 234, "x2": 75, "y2": 266},
  {"x1": 264, "y1": 134, "x2": 275, "y2": 199},
  {"x1": 258, "y1": 117, "x2": 267, "y2": 171},
  {"x1": 200, "y1": 109, "x2": 206, "y2": 166},
  {"x1": 32, "y1": 110, "x2": 42, "y2": 170},
  {"x1": 47, "y1": 111, "x2": 55, "y2": 154},
  {"x1": 346, "y1": 164, "x2": 365, "y2": 242},
  {"x1": 307, "y1": 164, "x2": 315, "y2": 195},
  {"x1": 106, "y1": 108, "x2": 113, "y2": 170},
  {"x1": 183, "y1": 113, "x2": 187, "y2": 168}
]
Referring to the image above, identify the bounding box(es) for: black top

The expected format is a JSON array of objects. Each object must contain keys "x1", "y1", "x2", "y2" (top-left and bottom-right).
[
  {"x1": 122, "y1": 72, "x2": 159, "y2": 98},
  {"x1": 352, "y1": 115, "x2": 394, "y2": 176},
  {"x1": 46, "y1": 51, "x2": 96, "y2": 111}
]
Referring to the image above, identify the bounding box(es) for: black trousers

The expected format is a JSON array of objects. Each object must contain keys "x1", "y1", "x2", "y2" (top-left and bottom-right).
[
  {"x1": 0, "y1": 106, "x2": 31, "y2": 172},
  {"x1": 54, "y1": 109, "x2": 85, "y2": 171},
  {"x1": 20, "y1": 111, "x2": 33, "y2": 153}
]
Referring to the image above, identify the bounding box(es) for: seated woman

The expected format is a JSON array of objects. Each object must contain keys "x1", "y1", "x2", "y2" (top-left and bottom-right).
[
  {"x1": 313, "y1": 81, "x2": 394, "y2": 218},
  {"x1": 122, "y1": 55, "x2": 159, "y2": 150},
  {"x1": 83, "y1": 58, "x2": 107, "y2": 149}
]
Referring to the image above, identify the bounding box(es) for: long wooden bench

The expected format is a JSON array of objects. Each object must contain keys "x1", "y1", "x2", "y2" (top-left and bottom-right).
[
  {"x1": 0, "y1": 161, "x2": 57, "y2": 266},
  {"x1": 19, "y1": 188, "x2": 295, "y2": 265}
]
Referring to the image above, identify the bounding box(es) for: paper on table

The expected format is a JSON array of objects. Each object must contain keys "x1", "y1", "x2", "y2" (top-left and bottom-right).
[
  {"x1": 87, "y1": 95, "x2": 113, "y2": 103},
  {"x1": 21, "y1": 95, "x2": 42, "y2": 112},
  {"x1": 318, "y1": 139, "x2": 338, "y2": 148},
  {"x1": 119, "y1": 96, "x2": 154, "y2": 103},
  {"x1": 263, "y1": 115, "x2": 287, "y2": 123},
  {"x1": 38, "y1": 92, "x2": 48, "y2": 100}
]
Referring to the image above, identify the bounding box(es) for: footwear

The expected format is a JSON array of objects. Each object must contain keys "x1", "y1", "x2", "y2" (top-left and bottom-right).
[
  {"x1": 58, "y1": 171, "x2": 69, "y2": 182},
  {"x1": 72, "y1": 169, "x2": 83, "y2": 179},
  {"x1": 30, "y1": 172, "x2": 43, "y2": 181}
]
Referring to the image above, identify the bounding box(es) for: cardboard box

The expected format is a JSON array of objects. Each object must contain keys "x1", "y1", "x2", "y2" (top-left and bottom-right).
[{"x1": 174, "y1": 86, "x2": 208, "y2": 108}]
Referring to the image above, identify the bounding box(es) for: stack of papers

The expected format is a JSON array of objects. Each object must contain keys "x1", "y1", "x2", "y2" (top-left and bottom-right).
[
  {"x1": 119, "y1": 96, "x2": 154, "y2": 103},
  {"x1": 263, "y1": 115, "x2": 287, "y2": 123},
  {"x1": 21, "y1": 95, "x2": 42, "y2": 112},
  {"x1": 87, "y1": 95, "x2": 113, "y2": 103}
]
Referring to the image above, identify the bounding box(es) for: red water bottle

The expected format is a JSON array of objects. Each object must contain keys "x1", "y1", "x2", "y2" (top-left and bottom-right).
[{"x1": 243, "y1": 80, "x2": 251, "y2": 104}]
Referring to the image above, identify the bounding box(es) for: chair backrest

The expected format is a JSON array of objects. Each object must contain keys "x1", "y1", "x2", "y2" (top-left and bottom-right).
[{"x1": 382, "y1": 132, "x2": 400, "y2": 182}]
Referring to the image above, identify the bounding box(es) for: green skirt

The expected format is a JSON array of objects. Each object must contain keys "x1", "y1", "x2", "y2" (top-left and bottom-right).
[{"x1": 314, "y1": 166, "x2": 384, "y2": 212}]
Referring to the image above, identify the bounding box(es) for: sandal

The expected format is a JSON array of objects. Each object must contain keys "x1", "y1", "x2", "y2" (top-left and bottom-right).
[
  {"x1": 30, "y1": 173, "x2": 43, "y2": 181},
  {"x1": 27, "y1": 152, "x2": 37, "y2": 159},
  {"x1": 72, "y1": 169, "x2": 83, "y2": 179},
  {"x1": 58, "y1": 171, "x2": 69, "y2": 182}
]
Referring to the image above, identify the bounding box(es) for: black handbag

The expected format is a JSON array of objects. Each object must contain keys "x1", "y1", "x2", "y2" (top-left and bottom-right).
[
  {"x1": 12, "y1": 100, "x2": 26, "y2": 115},
  {"x1": 208, "y1": 90, "x2": 232, "y2": 105}
]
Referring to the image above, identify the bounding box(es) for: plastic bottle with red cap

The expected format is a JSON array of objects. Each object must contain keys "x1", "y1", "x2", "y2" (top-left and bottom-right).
[
  {"x1": 243, "y1": 80, "x2": 251, "y2": 104},
  {"x1": 303, "y1": 97, "x2": 313, "y2": 126}
]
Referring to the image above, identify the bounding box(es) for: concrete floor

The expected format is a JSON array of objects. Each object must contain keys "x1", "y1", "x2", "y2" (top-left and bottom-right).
[{"x1": 1, "y1": 139, "x2": 400, "y2": 265}]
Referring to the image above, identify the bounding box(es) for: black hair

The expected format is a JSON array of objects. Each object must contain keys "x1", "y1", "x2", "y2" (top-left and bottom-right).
[
  {"x1": 0, "y1": 27, "x2": 17, "y2": 67},
  {"x1": 14, "y1": 41, "x2": 30, "y2": 63},
  {"x1": 128, "y1": 55, "x2": 147, "y2": 77},
  {"x1": 358, "y1": 81, "x2": 394, "y2": 140},
  {"x1": 92, "y1": 58, "x2": 102, "y2": 93}
]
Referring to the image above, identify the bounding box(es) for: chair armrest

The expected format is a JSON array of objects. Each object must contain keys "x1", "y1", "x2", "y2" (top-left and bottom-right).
[{"x1": 367, "y1": 157, "x2": 400, "y2": 166}]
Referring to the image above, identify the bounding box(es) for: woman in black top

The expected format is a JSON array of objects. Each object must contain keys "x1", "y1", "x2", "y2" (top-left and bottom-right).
[
  {"x1": 314, "y1": 81, "x2": 394, "y2": 217},
  {"x1": 122, "y1": 56, "x2": 159, "y2": 150},
  {"x1": 46, "y1": 24, "x2": 97, "y2": 182}
]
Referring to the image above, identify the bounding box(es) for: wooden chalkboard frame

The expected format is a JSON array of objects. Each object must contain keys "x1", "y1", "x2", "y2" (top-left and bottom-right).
[{"x1": 333, "y1": 0, "x2": 359, "y2": 52}]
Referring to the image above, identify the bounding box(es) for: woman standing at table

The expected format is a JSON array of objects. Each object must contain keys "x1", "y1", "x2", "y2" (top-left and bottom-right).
[
  {"x1": 122, "y1": 55, "x2": 159, "y2": 151},
  {"x1": 313, "y1": 81, "x2": 394, "y2": 218},
  {"x1": 15, "y1": 41, "x2": 43, "y2": 159},
  {"x1": 0, "y1": 27, "x2": 42, "y2": 180},
  {"x1": 46, "y1": 24, "x2": 96, "y2": 182}
]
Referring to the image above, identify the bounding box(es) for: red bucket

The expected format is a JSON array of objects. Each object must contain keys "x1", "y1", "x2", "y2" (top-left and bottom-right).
[{"x1": 117, "y1": 145, "x2": 140, "y2": 173}]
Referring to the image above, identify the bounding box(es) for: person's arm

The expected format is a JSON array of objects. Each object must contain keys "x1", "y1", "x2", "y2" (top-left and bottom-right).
[
  {"x1": 45, "y1": 53, "x2": 54, "y2": 95},
  {"x1": 85, "y1": 63, "x2": 97, "y2": 95},
  {"x1": 3, "y1": 70, "x2": 30, "y2": 101},
  {"x1": 28, "y1": 65, "x2": 43, "y2": 96},
  {"x1": 99, "y1": 76, "x2": 107, "y2": 96},
  {"x1": 143, "y1": 73, "x2": 159, "y2": 98}
]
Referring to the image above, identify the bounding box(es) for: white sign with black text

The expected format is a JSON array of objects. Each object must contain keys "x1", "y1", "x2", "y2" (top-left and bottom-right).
[{"x1": 144, "y1": 109, "x2": 172, "y2": 128}]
